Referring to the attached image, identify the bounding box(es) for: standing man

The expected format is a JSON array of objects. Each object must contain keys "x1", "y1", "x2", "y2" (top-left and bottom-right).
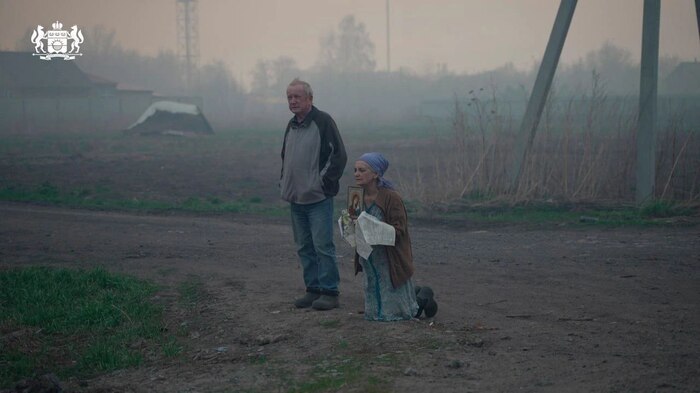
[{"x1": 281, "y1": 78, "x2": 347, "y2": 311}]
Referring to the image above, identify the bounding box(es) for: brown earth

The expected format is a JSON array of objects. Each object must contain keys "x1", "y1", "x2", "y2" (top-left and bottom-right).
[
  {"x1": 1, "y1": 201, "x2": 699, "y2": 392},
  {"x1": 1, "y1": 129, "x2": 699, "y2": 392}
]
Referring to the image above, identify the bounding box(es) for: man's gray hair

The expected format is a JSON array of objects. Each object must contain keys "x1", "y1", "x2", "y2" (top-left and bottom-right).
[{"x1": 289, "y1": 78, "x2": 313, "y2": 98}]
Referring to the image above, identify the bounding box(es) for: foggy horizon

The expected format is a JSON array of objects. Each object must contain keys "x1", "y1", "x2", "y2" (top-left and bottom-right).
[
  {"x1": 1, "y1": 5, "x2": 699, "y2": 391},
  {"x1": 1, "y1": 0, "x2": 699, "y2": 89}
]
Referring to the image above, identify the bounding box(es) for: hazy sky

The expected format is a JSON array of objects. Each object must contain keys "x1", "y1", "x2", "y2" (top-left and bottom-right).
[{"x1": 1, "y1": 0, "x2": 698, "y2": 87}]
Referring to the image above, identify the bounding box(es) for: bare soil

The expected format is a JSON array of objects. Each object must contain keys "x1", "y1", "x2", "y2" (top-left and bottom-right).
[
  {"x1": 1, "y1": 130, "x2": 699, "y2": 392},
  {"x1": 1, "y1": 201, "x2": 699, "y2": 392}
]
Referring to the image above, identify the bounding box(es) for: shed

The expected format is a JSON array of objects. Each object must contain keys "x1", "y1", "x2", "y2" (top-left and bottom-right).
[{"x1": 125, "y1": 101, "x2": 214, "y2": 136}]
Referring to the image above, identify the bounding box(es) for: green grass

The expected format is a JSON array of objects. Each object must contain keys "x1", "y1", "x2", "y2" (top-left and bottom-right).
[
  {"x1": 0, "y1": 181, "x2": 695, "y2": 227},
  {"x1": 0, "y1": 266, "x2": 178, "y2": 387},
  {"x1": 1, "y1": 130, "x2": 696, "y2": 225},
  {"x1": 0, "y1": 182, "x2": 288, "y2": 216},
  {"x1": 288, "y1": 356, "x2": 389, "y2": 393},
  {"x1": 284, "y1": 336, "x2": 396, "y2": 393},
  {"x1": 177, "y1": 277, "x2": 206, "y2": 308},
  {"x1": 639, "y1": 200, "x2": 694, "y2": 218},
  {"x1": 318, "y1": 319, "x2": 341, "y2": 329},
  {"x1": 419, "y1": 200, "x2": 697, "y2": 227}
]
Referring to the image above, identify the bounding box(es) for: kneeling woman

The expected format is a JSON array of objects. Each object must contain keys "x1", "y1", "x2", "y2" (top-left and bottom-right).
[{"x1": 353, "y1": 152, "x2": 436, "y2": 321}]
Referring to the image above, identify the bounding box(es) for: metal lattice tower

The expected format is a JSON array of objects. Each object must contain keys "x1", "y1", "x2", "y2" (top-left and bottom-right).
[{"x1": 176, "y1": 0, "x2": 199, "y2": 90}]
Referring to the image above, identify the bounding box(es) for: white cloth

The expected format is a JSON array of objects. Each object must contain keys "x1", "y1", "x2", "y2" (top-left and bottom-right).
[{"x1": 339, "y1": 211, "x2": 395, "y2": 259}]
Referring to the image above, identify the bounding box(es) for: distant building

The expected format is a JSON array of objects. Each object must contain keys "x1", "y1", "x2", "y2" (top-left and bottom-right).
[
  {"x1": 0, "y1": 51, "x2": 149, "y2": 132},
  {"x1": 0, "y1": 51, "x2": 200, "y2": 133},
  {"x1": 0, "y1": 51, "x2": 93, "y2": 98}
]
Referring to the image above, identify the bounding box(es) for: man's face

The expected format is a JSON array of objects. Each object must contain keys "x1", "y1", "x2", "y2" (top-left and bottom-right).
[{"x1": 286, "y1": 84, "x2": 312, "y2": 117}]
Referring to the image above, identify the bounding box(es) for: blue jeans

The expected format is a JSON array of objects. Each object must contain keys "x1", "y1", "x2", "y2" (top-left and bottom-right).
[{"x1": 290, "y1": 197, "x2": 339, "y2": 296}]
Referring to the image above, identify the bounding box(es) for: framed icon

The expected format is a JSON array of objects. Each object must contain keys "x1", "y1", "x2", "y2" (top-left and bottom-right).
[{"x1": 347, "y1": 186, "x2": 364, "y2": 219}]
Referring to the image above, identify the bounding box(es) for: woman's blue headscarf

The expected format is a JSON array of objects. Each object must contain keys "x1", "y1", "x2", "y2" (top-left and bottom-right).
[{"x1": 358, "y1": 152, "x2": 395, "y2": 190}]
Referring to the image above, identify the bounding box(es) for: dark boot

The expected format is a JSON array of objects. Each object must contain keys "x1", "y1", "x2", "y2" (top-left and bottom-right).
[
  {"x1": 415, "y1": 286, "x2": 438, "y2": 318},
  {"x1": 294, "y1": 292, "x2": 320, "y2": 308},
  {"x1": 311, "y1": 295, "x2": 339, "y2": 310}
]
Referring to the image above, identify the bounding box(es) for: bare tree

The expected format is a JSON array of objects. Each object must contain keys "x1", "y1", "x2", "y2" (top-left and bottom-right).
[
  {"x1": 317, "y1": 15, "x2": 376, "y2": 73},
  {"x1": 251, "y1": 59, "x2": 271, "y2": 95},
  {"x1": 251, "y1": 56, "x2": 300, "y2": 96},
  {"x1": 270, "y1": 56, "x2": 301, "y2": 90}
]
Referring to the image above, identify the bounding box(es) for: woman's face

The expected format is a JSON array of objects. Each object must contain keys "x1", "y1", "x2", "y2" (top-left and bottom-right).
[{"x1": 354, "y1": 161, "x2": 378, "y2": 187}]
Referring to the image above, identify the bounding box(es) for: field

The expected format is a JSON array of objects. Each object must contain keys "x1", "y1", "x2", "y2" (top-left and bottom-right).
[{"x1": 1, "y1": 124, "x2": 699, "y2": 392}]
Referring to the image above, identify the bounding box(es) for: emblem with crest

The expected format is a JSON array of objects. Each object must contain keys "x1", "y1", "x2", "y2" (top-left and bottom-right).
[{"x1": 31, "y1": 21, "x2": 84, "y2": 61}]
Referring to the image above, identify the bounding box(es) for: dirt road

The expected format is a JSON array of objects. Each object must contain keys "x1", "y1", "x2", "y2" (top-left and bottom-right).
[{"x1": 1, "y1": 202, "x2": 698, "y2": 392}]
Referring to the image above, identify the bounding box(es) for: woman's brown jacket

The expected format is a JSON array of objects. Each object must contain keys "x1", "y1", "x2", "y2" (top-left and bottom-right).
[{"x1": 353, "y1": 187, "x2": 415, "y2": 288}]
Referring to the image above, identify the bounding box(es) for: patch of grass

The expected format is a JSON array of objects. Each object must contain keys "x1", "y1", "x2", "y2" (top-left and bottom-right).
[
  {"x1": 318, "y1": 319, "x2": 341, "y2": 329},
  {"x1": 177, "y1": 277, "x2": 206, "y2": 308},
  {"x1": 247, "y1": 354, "x2": 268, "y2": 365},
  {"x1": 374, "y1": 352, "x2": 402, "y2": 364},
  {"x1": 161, "y1": 337, "x2": 184, "y2": 357},
  {"x1": 0, "y1": 266, "x2": 176, "y2": 387},
  {"x1": 461, "y1": 189, "x2": 495, "y2": 202},
  {"x1": 420, "y1": 200, "x2": 697, "y2": 227},
  {"x1": 0, "y1": 183, "x2": 288, "y2": 216},
  {"x1": 289, "y1": 356, "x2": 389, "y2": 393},
  {"x1": 337, "y1": 339, "x2": 349, "y2": 349},
  {"x1": 419, "y1": 337, "x2": 445, "y2": 351},
  {"x1": 639, "y1": 200, "x2": 694, "y2": 218}
]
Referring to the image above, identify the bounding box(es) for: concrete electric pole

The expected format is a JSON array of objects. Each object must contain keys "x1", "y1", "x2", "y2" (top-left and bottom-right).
[{"x1": 511, "y1": 0, "x2": 686, "y2": 205}]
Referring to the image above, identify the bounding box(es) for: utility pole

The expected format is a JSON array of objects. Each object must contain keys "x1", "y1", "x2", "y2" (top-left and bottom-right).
[
  {"x1": 510, "y1": 0, "x2": 689, "y2": 204},
  {"x1": 635, "y1": 0, "x2": 661, "y2": 204},
  {"x1": 511, "y1": 0, "x2": 577, "y2": 188},
  {"x1": 176, "y1": 0, "x2": 199, "y2": 91},
  {"x1": 695, "y1": 0, "x2": 700, "y2": 48},
  {"x1": 386, "y1": 0, "x2": 391, "y2": 72}
]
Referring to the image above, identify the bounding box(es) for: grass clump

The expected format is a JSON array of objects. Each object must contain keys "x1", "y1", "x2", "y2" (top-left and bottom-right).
[
  {"x1": 289, "y1": 356, "x2": 388, "y2": 393},
  {"x1": 0, "y1": 266, "x2": 177, "y2": 387},
  {"x1": 318, "y1": 319, "x2": 341, "y2": 329},
  {"x1": 0, "y1": 183, "x2": 287, "y2": 216},
  {"x1": 420, "y1": 200, "x2": 697, "y2": 227},
  {"x1": 639, "y1": 200, "x2": 694, "y2": 218},
  {"x1": 177, "y1": 277, "x2": 206, "y2": 308}
]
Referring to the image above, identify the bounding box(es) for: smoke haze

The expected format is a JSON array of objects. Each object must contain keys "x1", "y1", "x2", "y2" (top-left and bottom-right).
[{"x1": 1, "y1": 0, "x2": 698, "y2": 88}]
